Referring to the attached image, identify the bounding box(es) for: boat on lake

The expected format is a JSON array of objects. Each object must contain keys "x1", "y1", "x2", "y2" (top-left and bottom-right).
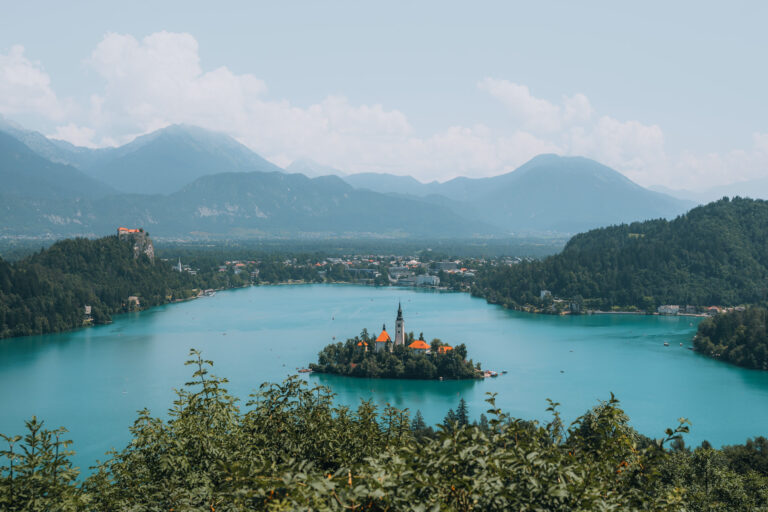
[{"x1": 664, "y1": 342, "x2": 670, "y2": 346}]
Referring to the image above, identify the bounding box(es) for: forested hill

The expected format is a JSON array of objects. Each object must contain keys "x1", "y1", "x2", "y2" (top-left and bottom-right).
[
  {"x1": 473, "y1": 197, "x2": 768, "y2": 310},
  {"x1": 694, "y1": 307, "x2": 768, "y2": 370},
  {"x1": 0, "y1": 235, "x2": 227, "y2": 339}
]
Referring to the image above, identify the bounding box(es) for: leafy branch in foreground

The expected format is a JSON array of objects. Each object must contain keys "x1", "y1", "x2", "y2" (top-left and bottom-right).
[{"x1": 2, "y1": 348, "x2": 767, "y2": 510}]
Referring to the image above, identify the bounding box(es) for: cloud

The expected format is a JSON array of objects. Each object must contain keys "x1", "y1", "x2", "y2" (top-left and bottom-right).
[
  {"x1": 478, "y1": 78, "x2": 564, "y2": 133},
  {"x1": 0, "y1": 45, "x2": 68, "y2": 120},
  {"x1": 476, "y1": 78, "x2": 669, "y2": 183},
  {"x1": 3, "y1": 31, "x2": 766, "y2": 188},
  {"x1": 669, "y1": 135, "x2": 768, "y2": 190},
  {"x1": 49, "y1": 123, "x2": 98, "y2": 148},
  {"x1": 85, "y1": 31, "x2": 267, "y2": 138},
  {"x1": 68, "y1": 34, "x2": 570, "y2": 181}
]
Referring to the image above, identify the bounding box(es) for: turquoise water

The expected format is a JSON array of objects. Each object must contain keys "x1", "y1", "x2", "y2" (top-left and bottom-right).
[{"x1": 2, "y1": 284, "x2": 768, "y2": 472}]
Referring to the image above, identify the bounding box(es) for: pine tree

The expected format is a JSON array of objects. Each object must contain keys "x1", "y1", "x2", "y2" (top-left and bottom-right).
[{"x1": 456, "y1": 398, "x2": 469, "y2": 427}]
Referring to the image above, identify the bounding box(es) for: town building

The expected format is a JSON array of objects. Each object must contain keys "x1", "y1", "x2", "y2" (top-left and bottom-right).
[
  {"x1": 415, "y1": 275, "x2": 440, "y2": 286},
  {"x1": 658, "y1": 305, "x2": 680, "y2": 315}
]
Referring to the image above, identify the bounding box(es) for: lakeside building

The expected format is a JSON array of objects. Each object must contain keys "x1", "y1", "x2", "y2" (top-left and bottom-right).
[
  {"x1": 658, "y1": 305, "x2": 680, "y2": 315},
  {"x1": 415, "y1": 275, "x2": 440, "y2": 286}
]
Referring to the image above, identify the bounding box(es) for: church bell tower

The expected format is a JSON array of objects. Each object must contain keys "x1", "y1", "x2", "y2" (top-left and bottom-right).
[{"x1": 395, "y1": 302, "x2": 404, "y2": 346}]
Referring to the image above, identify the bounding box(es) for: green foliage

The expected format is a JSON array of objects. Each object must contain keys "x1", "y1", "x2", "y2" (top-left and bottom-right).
[
  {"x1": 474, "y1": 197, "x2": 768, "y2": 310},
  {"x1": 310, "y1": 334, "x2": 480, "y2": 380},
  {"x1": 694, "y1": 307, "x2": 768, "y2": 369},
  {"x1": 3, "y1": 350, "x2": 730, "y2": 510},
  {"x1": 0, "y1": 417, "x2": 81, "y2": 510},
  {"x1": 0, "y1": 235, "x2": 239, "y2": 339}
]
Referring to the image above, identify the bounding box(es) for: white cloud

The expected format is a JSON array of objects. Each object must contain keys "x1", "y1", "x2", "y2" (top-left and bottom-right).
[
  {"x1": 3, "y1": 31, "x2": 767, "y2": 189},
  {"x1": 85, "y1": 31, "x2": 267, "y2": 137},
  {"x1": 49, "y1": 123, "x2": 98, "y2": 148},
  {"x1": 0, "y1": 45, "x2": 68, "y2": 120},
  {"x1": 478, "y1": 78, "x2": 564, "y2": 133}
]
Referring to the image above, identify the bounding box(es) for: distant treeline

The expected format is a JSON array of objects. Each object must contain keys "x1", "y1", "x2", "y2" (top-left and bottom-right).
[
  {"x1": 473, "y1": 198, "x2": 768, "y2": 311},
  {"x1": 3, "y1": 350, "x2": 768, "y2": 510},
  {"x1": 695, "y1": 306, "x2": 768, "y2": 370},
  {"x1": 0, "y1": 235, "x2": 246, "y2": 339}
]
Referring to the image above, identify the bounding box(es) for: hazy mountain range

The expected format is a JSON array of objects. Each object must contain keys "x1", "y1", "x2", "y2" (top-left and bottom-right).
[
  {"x1": 649, "y1": 181, "x2": 768, "y2": 205},
  {"x1": 0, "y1": 119, "x2": 698, "y2": 239}
]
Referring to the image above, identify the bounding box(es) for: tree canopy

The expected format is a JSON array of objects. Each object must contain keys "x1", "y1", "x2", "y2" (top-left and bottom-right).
[
  {"x1": 4, "y1": 350, "x2": 768, "y2": 510},
  {"x1": 310, "y1": 331, "x2": 480, "y2": 380},
  {"x1": 694, "y1": 307, "x2": 768, "y2": 370},
  {"x1": 0, "y1": 235, "x2": 247, "y2": 339},
  {"x1": 473, "y1": 198, "x2": 768, "y2": 311}
]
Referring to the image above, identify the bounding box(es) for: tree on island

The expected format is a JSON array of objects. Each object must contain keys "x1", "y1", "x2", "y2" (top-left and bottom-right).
[{"x1": 310, "y1": 330, "x2": 480, "y2": 380}]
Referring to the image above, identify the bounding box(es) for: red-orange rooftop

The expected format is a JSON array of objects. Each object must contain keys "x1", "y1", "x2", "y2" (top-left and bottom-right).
[{"x1": 408, "y1": 339, "x2": 430, "y2": 350}]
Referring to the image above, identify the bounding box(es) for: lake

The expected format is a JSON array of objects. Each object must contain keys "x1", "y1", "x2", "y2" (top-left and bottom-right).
[{"x1": 2, "y1": 283, "x2": 768, "y2": 472}]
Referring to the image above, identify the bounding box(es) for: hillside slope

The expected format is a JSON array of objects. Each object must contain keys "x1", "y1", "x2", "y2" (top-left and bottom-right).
[
  {"x1": 0, "y1": 234, "x2": 211, "y2": 338},
  {"x1": 473, "y1": 197, "x2": 768, "y2": 309},
  {"x1": 80, "y1": 125, "x2": 284, "y2": 194},
  {"x1": 0, "y1": 131, "x2": 114, "y2": 200},
  {"x1": 344, "y1": 155, "x2": 692, "y2": 233}
]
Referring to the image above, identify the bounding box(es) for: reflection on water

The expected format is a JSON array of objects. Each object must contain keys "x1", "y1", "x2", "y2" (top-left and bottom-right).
[{"x1": 311, "y1": 372, "x2": 481, "y2": 412}]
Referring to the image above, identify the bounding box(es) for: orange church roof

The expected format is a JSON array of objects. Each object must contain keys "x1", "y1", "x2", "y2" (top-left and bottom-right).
[
  {"x1": 408, "y1": 339, "x2": 430, "y2": 350},
  {"x1": 438, "y1": 345, "x2": 453, "y2": 354},
  {"x1": 357, "y1": 341, "x2": 368, "y2": 346},
  {"x1": 376, "y1": 330, "x2": 391, "y2": 343},
  {"x1": 118, "y1": 227, "x2": 141, "y2": 233}
]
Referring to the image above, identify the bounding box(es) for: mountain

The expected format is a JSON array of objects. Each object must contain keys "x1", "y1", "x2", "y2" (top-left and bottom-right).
[
  {"x1": 119, "y1": 171, "x2": 493, "y2": 238},
  {"x1": 0, "y1": 119, "x2": 693, "y2": 238},
  {"x1": 0, "y1": 166, "x2": 495, "y2": 238},
  {"x1": 342, "y1": 155, "x2": 693, "y2": 234},
  {"x1": 343, "y1": 172, "x2": 439, "y2": 196},
  {"x1": 78, "y1": 125, "x2": 284, "y2": 194},
  {"x1": 0, "y1": 116, "x2": 106, "y2": 168},
  {"x1": 474, "y1": 197, "x2": 768, "y2": 309},
  {"x1": 286, "y1": 158, "x2": 345, "y2": 177},
  {"x1": 0, "y1": 121, "x2": 287, "y2": 196},
  {"x1": 457, "y1": 154, "x2": 693, "y2": 233},
  {"x1": 0, "y1": 131, "x2": 114, "y2": 200}
]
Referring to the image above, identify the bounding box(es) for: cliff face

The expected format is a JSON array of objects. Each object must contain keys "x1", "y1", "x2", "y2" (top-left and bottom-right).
[{"x1": 117, "y1": 228, "x2": 155, "y2": 262}]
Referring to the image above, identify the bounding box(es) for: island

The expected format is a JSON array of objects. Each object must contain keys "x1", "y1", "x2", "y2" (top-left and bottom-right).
[{"x1": 309, "y1": 303, "x2": 483, "y2": 379}]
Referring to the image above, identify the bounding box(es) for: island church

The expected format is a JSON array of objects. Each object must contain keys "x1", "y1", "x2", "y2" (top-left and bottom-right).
[{"x1": 361, "y1": 303, "x2": 447, "y2": 354}]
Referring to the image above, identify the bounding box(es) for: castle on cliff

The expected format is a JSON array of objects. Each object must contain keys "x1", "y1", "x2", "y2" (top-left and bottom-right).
[{"x1": 117, "y1": 227, "x2": 155, "y2": 262}]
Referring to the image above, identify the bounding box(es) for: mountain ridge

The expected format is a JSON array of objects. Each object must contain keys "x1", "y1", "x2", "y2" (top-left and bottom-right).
[{"x1": 0, "y1": 119, "x2": 694, "y2": 238}]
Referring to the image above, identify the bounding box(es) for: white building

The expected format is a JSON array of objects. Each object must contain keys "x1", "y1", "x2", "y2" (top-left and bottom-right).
[{"x1": 658, "y1": 305, "x2": 680, "y2": 315}]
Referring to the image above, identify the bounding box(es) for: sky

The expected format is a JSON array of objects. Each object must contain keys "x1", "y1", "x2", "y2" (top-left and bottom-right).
[{"x1": 1, "y1": 1, "x2": 767, "y2": 189}]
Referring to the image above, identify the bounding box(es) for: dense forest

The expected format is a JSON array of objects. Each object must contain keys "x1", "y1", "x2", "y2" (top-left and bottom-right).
[
  {"x1": 310, "y1": 331, "x2": 480, "y2": 379},
  {"x1": 694, "y1": 307, "x2": 768, "y2": 370},
  {"x1": 3, "y1": 350, "x2": 768, "y2": 510},
  {"x1": 0, "y1": 235, "x2": 248, "y2": 339},
  {"x1": 473, "y1": 198, "x2": 768, "y2": 311}
]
